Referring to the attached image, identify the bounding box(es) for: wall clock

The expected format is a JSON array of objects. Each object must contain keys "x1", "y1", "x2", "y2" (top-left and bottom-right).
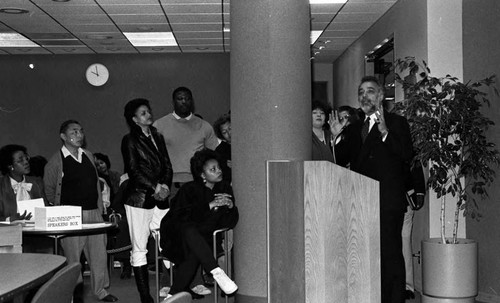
[{"x1": 85, "y1": 63, "x2": 109, "y2": 86}]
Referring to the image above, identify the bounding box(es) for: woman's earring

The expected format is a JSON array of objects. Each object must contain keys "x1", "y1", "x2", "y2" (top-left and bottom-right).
[
  {"x1": 10, "y1": 166, "x2": 14, "y2": 171},
  {"x1": 202, "y1": 177, "x2": 207, "y2": 183}
]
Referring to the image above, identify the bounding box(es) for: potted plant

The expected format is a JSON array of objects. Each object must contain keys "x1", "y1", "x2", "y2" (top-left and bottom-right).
[{"x1": 394, "y1": 56, "x2": 500, "y2": 302}]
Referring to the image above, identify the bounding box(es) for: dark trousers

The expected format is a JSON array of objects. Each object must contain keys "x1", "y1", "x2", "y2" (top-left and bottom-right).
[
  {"x1": 380, "y1": 210, "x2": 406, "y2": 303},
  {"x1": 169, "y1": 225, "x2": 218, "y2": 294}
]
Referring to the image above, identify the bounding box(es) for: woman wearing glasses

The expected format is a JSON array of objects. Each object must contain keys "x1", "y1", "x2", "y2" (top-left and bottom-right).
[{"x1": 0, "y1": 144, "x2": 47, "y2": 221}]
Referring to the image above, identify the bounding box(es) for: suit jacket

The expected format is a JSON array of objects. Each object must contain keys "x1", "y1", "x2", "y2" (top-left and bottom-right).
[
  {"x1": 335, "y1": 110, "x2": 413, "y2": 212},
  {"x1": 0, "y1": 175, "x2": 47, "y2": 221}
]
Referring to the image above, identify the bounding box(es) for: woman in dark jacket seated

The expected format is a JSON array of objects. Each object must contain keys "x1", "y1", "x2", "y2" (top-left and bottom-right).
[
  {"x1": 0, "y1": 144, "x2": 47, "y2": 221},
  {"x1": 160, "y1": 148, "x2": 238, "y2": 299}
]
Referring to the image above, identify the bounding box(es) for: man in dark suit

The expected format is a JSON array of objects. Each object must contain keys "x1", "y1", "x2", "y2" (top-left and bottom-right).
[{"x1": 331, "y1": 76, "x2": 413, "y2": 303}]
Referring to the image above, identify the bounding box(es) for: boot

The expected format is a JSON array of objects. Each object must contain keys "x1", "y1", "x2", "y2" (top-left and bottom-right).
[
  {"x1": 133, "y1": 265, "x2": 154, "y2": 303},
  {"x1": 121, "y1": 260, "x2": 132, "y2": 279}
]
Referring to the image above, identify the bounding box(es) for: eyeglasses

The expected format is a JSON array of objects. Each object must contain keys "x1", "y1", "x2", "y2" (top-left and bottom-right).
[
  {"x1": 339, "y1": 115, "x2": 350, "y2": 122},
  {"x1": 13, "y1": 155, "x2": 30, "y2": 165}
]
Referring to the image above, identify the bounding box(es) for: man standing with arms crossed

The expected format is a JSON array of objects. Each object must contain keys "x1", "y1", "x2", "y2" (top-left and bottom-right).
[
  {"x1": 44, "y1": 120, "x2": 118, "y2": 303},
  {"x1": 154, "y1": 87, "x2": 219, "y2": 196}
]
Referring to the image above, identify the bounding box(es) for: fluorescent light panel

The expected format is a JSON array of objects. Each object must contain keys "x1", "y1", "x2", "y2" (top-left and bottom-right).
[
  {"x1": 310, "y1": 30, "x2": 323, "y2": 44},
  {"x1": 0, "y1": 33, "x2": 39, "y2": 47},
  {"x1": 310, "y1": 0, "x2": 347, "y2": 4},
  {"x1": 123, "y1": 32, "x2": 177, "y2": 47}
]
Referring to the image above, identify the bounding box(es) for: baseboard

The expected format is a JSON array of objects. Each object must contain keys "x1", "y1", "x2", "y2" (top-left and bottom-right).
[{"x1": 477, "y1": 291, "x2": 500, "y2": 303}]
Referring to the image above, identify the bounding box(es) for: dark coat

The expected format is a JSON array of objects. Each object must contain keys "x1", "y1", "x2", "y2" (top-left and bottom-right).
[
  {"x1": 335, "y1": 110, "x2": 413, "y2": 212},
  {"x1": 0, "y1": 175, "x2": 47, "y2": 221},
  {"x1": 121, "y1": 127, "x2": 173, "y2": 209},
  {"x1": 160, "y1": 180, "x2": 239, "y2": 264}
]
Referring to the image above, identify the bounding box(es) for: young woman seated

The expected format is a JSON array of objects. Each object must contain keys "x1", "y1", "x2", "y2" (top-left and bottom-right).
[
  {"x1": 160, "y1": 148, "x2": 238, "y2": 299},
  {"x1": 0, "y1": 144, "x2": 47, "y2": 222}
]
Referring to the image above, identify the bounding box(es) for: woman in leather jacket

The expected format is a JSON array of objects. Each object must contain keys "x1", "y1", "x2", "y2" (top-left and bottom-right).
[{"x1": 121, "y1": 98, "x2": 173, "y2": 303}]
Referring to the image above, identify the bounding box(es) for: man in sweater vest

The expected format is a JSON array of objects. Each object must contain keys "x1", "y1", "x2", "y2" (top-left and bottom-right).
[
  {"x1": 44, "y1": 120, "x2": 118, "y2": 302},
  {"x1": 154, "y1": 87, "x2": 219, "y2": 197}
]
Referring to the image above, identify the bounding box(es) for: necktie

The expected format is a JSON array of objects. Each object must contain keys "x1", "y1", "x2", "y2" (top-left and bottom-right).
[{"x1": 361, "y1": 117, "x2": 370, "y2": 143}]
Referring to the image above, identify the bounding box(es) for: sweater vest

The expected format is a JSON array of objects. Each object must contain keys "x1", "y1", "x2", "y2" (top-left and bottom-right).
[{"x1": 60, "y1": 151, "x2": 98, "y2": 210}]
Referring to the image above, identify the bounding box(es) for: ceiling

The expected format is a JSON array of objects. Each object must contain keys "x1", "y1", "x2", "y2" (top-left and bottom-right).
[{"x1": 0, "y1": 0, "x2": 398, "y2": 63}]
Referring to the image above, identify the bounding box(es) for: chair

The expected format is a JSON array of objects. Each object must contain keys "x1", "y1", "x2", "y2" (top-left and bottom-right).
[
  {"x1": 31, "y1": 262, "x2": 81, "y2": 303},
  {"x1": 213, "y1": 228, "x2": 233, "y2": 303},
  {"x1": 152, "y1": 228, "x2": 174, "y2": 303},
  {"x1": 161, "y1": 291, "x2": 192, "y2": 303}
]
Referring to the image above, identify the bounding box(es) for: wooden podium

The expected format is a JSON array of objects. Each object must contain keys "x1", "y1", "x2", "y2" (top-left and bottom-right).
[{"x1": 266, "y1": 161, "x2": 380, "y2": 303}]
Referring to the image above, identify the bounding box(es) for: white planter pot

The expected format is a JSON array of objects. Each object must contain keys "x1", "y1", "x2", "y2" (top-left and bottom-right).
[{"x1": 421, "y1": 238, "x2": 477, "y2": 303}]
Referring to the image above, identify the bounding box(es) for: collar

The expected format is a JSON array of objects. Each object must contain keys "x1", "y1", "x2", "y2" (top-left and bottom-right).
[
  {"x1": 61, "y1": 145, "x2": 84, "y2": 163},
  {"x1": 10, "y1": 175, "x2": 26, "y2": 187},
  {"x1": 172, "y1": 112, "x2": 193, "y2": 120},
  {"x1": 365, "y1": 113, "x2": 378, "y2": 131}
]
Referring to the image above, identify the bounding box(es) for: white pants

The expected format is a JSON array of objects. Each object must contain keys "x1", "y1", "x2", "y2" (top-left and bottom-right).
[
  {"x1": 125, "y1": 205, "x2": 169, "y2": 267},
  {"x1": 401, "y1": 206, "x2": 414, "y2": 291}
]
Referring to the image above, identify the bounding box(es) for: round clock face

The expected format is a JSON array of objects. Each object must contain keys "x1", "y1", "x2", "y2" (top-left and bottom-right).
[{"x1": 85, "y1": 63, "x2": 109, "y2": 86}]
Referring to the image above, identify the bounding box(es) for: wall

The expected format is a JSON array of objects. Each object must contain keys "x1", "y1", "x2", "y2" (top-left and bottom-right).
[
  {"x1": 463, "y1": 0, "x2": 500, "y2": 300},
  {"x1": 313, "y1": 62, "x2": 333, "y2": 106},
  {"x1": 332, "y1": 0, "x2": 428, "y2": 108},
  {"x1": 0, "y1": 53, "x2": 230, "y2": 173}
]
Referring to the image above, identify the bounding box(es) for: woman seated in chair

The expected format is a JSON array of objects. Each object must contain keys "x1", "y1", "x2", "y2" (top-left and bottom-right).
[
  {"x1": 0, "y1": 144, "x2": 47, "y2": 221},
  {"x1": 160, "y1": 148, "x2": 239, "y2": 299}
]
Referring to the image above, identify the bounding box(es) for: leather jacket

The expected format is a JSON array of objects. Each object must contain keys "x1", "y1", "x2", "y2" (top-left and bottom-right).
[{"x1": 121, "y1": 127, "x2": 173, "y2": 209}]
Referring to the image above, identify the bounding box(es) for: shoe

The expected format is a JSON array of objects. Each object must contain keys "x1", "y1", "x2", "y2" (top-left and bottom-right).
[
  {"x1": 159, "y1": 286, "x2": 170, "y2": 297},
  {"x1": 101, "y1": 294, "x2": 119, "y2": 302},
  {"x1": 191, "y1": 284, "x2": 212, "y2": 295},
  {"x1": 210, "y1": 267, "x2": 238, "y2": 295},
  {"x1": 187, "y1": 289, "x2": 205, "y2": 300},
  {"x1": 405, "y1": 289, "x2": 415, "y2": 300}
]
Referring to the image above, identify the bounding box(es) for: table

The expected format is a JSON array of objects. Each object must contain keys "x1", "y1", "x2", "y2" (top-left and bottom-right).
[
  {"x1": 23, "y1": 222, "x2": 117, "y2": 255},
  {"x1": 0, "y1": 253, "x2": 66, "y2": 303}
]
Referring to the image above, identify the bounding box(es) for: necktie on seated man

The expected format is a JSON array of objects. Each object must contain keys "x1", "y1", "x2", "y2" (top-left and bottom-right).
[{"x1": 361, "y1": 117, "x2": 370, "y2": 143}]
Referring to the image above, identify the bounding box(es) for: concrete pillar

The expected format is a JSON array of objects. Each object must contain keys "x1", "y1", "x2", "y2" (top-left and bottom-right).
[
  {"x1": 426, "y1": 0, "x2": 465, "y2": 239},
  {"x1": 230, "y1": 0, "x2": 312, "y2": 301}
]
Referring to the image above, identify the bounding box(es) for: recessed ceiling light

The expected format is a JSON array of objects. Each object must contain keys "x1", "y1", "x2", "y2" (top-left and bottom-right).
[
  {"x1": 0, "y1": 33, "x2": 39, "y2": 47},
  {"x1": 0, "y1": 8, "x2": 29, "y2": 14},
  {"x1": 223, "y1": 27, "x2": 230, "y2": 33},
  {"x1": 196, "y1": 47, "x2": 209, "y2": 50},
  {"x1": 310, "y1": 30, "x2": 323, "y2": 44},
  {"x1": 152, "y1": 47, "x2": 164, "y2": 51},
  {"x1": 123, "y1": 32, "x2": 177, "y2": 47},
  {"x1": 310, "y1": 0, "x2": 347, "y2": 4}
]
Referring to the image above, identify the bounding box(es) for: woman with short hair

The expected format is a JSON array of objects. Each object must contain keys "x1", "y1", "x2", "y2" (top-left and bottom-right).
[
  {"x1": 121, "y1": 98, "x2": 173, "y2": 303},
  {"x1": 0, "y1": 144, "x2": 46, "y2": 221},
  {"x1": 160, "y1": 148, "x2": 238, "y2": 299}
]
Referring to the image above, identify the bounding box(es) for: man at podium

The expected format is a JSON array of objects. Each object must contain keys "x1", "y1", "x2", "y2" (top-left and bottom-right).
[{"x1": 331, "y1": 76, "x2": 413, "y2": 303}]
